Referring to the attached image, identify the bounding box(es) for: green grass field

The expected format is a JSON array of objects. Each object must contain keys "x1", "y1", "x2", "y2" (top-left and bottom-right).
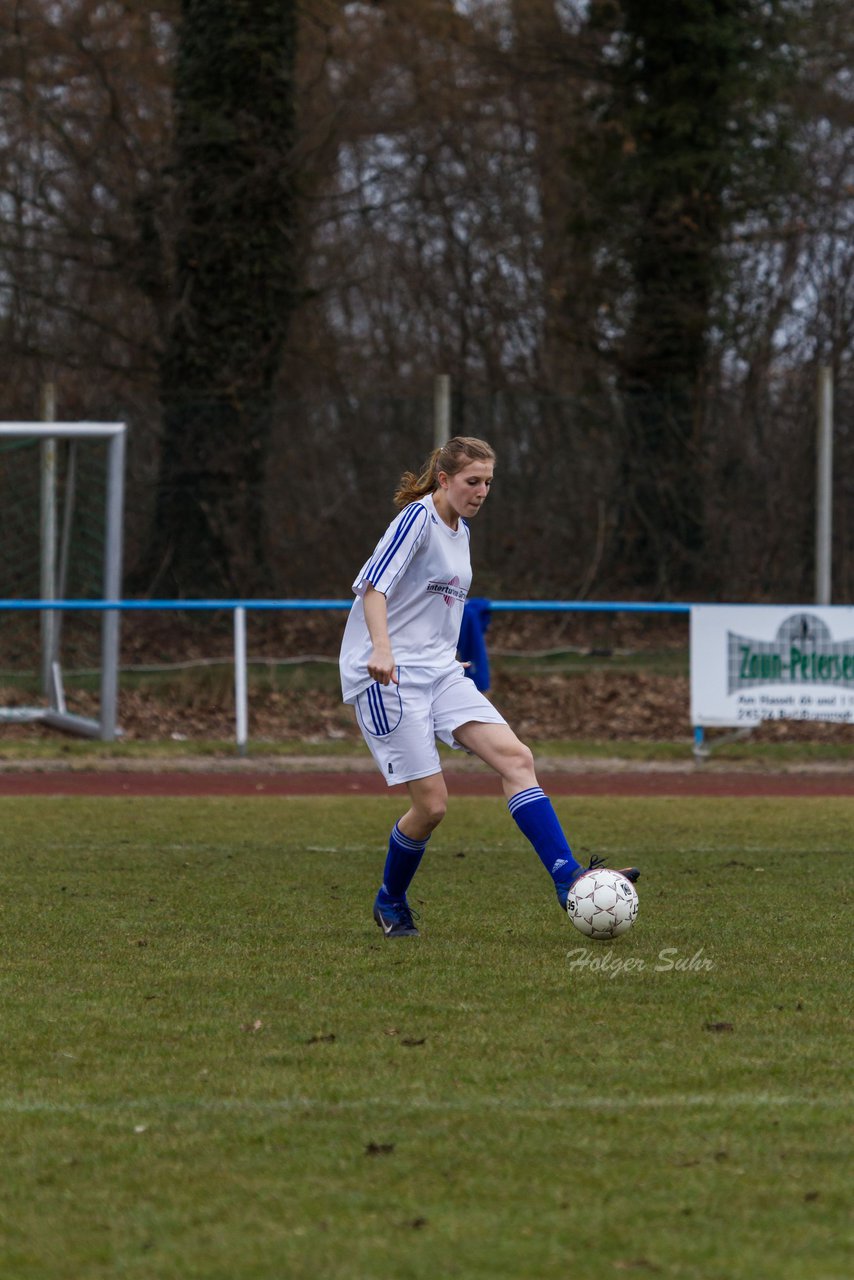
[{"x1": 0, "y1": 795, "x2": 850, "y2": 1279}]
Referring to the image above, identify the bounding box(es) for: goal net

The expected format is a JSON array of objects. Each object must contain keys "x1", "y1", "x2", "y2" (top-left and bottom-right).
[{"x1": 0, "y1": 424, "x2": 126, "y2": 740}]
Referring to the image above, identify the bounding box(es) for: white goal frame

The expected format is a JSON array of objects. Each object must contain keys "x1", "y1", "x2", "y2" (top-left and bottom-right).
[{"x1": 0, "y1": 423, "x2": 126, "y2": 741}]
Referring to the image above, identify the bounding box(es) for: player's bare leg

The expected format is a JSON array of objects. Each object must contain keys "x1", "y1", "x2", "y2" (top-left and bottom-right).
[
  {"x1": 374, "y1": 772, "x2": 448, "y2": 938},
  {"x1": 453, "y1": 720, "x2": 638, "y2": 908},
  {"x1": 451, "y1": 721, "x2": 537, "y2": 797},
  {"x1": 398, "y1": 771, "x2": 449, "y2": 841}
]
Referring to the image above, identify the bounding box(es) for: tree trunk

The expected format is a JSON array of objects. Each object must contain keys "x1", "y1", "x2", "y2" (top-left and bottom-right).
[
  {"x1": 605, "y1": 0, "x2": 795, "y2": 593},
  {"x1": 152, "y1": 0, "x2": 298, "y2": 596}
]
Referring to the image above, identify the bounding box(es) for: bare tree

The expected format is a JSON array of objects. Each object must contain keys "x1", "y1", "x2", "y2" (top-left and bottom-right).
[{"x1": 2, "y1": 0, "x2": 853, "y2": 603}]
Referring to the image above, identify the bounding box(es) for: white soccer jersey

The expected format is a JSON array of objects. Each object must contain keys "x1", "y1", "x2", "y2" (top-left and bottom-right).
[{"x1": 339, "y1": 493, "x2": 472, "y2": 702}]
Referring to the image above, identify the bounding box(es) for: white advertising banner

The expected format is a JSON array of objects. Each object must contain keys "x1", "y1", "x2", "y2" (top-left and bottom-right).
[{"x1": 690, "y1": 605, "x2": 854, "y2": 728}]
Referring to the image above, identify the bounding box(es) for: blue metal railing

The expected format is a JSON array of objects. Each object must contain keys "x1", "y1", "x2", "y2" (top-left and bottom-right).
[
  {"x1": 0, "y1": 598, "x2": 693, "y2": 751},
  {"x1": 0, "y1": 598, "x2": 692, "y2": 613}
]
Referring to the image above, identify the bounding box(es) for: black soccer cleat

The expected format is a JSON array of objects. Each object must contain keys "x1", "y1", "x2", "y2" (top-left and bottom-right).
[{"x1": 555, "y1": 855, "x2": 640, "y2": 910}]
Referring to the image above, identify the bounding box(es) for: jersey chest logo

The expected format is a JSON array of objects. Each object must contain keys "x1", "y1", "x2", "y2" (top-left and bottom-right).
[{"x1": 426, "y1": 575, "x2": 467, "y2": 608}]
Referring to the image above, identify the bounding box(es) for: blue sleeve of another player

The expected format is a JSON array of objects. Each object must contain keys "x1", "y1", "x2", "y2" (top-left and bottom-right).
[
  {"x1": 458, "y1": 598, "x2": 491, "y2": 691},
  {"x1": 352, "y1": 503, "x2": 429, "y2": 598}
]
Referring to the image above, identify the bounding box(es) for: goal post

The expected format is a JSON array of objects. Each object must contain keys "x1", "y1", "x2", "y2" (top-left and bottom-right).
[{"x1": 0, "y1": 422, "x2": 126, "y2": 741}]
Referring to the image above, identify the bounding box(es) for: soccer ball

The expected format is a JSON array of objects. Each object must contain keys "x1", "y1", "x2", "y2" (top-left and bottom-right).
[{"x1": 566, "y1": 868, "x2": 639, "y2": 940}]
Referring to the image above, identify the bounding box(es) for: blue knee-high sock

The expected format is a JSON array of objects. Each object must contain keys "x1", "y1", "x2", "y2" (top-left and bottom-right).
[
  {"x1": 377, "y1": 822, "x2": 430, "y2": 904},
  {"x1": 508, "y1": 787, "x2": 581, "y2": 885}
]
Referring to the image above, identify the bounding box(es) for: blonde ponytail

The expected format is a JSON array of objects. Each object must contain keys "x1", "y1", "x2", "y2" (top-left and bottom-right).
[{"x1": 393, "y1": 436, "x2": 496, "y2": 510}]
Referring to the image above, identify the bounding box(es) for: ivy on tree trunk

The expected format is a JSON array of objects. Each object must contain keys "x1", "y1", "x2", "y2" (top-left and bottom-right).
[
  {"x1": 584, "y1": 0, "x2": 798, "y2": 593},
  {"x1": 154, "y1": 0, "x2": 297, "y2": 596}
]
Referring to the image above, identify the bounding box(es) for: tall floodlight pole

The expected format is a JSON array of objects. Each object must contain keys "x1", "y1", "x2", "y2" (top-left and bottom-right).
[
  {"x1": 100, "y1": 426, "x2": 126, "y2": 741},
  {"x1": 815, "y1": 366, "x2": 833, "y2": 605},
  {"x1": 40, "y1": 383, "x2": 57, "y2": 695},
  {"x1": 434, "y1": 374, "x2": 451, "y2": 448}
]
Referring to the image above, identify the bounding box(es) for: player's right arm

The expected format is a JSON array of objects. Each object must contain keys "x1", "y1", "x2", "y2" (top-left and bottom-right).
[
  {"x1": 354, "y1": 503, "x2": 429, "y2": 686},
  {"x1": 363, "y1": 585, "x2": 398, "y2": 686}
]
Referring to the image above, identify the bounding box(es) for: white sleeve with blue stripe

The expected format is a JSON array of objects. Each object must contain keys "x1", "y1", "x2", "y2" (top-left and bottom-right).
[{"x1": 352, "y1": 503, "x2": 429, "y2": 598}]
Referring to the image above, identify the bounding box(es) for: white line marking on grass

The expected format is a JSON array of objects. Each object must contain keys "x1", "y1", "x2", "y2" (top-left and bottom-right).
[{"x1": 0, "y1": 1093, "x2": 847, "y2": 1117}]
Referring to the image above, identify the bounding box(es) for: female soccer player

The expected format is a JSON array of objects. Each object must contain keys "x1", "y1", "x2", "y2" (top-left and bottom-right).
[{"x1": 339, "y1": 436, "x2": 638, "y2": 937}]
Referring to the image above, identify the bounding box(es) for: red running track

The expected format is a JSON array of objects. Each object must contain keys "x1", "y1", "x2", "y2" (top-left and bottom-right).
[{"x1": 0, "y1": 770, "x2": 852, "y2": 798}]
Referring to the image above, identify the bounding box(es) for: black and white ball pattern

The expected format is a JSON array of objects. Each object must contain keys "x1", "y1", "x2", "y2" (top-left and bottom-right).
[{"x1": 566, "y1": 868, "x2": 639, "y2": 940}]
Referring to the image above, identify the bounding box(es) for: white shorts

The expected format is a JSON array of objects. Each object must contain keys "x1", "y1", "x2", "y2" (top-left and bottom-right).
[{"x1": 353, "y1": 665, "x2": 507, "y2": 786}]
